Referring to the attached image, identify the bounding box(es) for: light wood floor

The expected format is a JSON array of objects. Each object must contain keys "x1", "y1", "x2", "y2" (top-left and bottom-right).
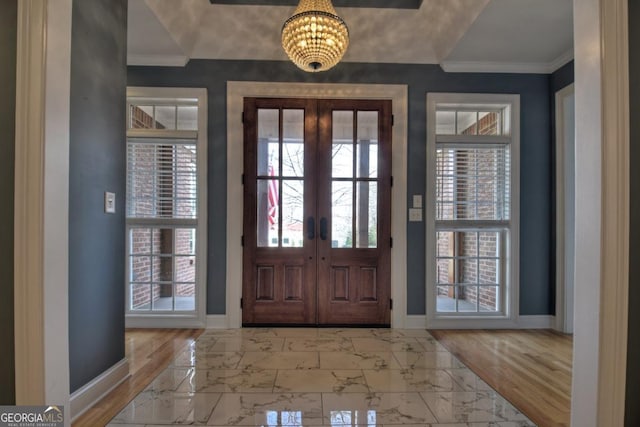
[
  {"x1": 72, "y1": 328, "x2": 203, "y2": 427},
  {"x1": 430, "y1": 329, "x2": 573, "y2": 427}
]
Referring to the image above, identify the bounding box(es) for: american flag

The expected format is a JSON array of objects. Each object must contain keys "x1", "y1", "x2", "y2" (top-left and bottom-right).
[{"x1": 267, "y1": 164, "x2": 278, "y2": 228}]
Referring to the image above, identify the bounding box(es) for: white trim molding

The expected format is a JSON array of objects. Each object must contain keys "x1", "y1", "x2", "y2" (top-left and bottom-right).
[
  {"x1": 440, "y1": 49, "x2": 574, "y2": 74},
  {"x1": 571, "y1": 0, "x2": 629, "y2": 426},
  {"x1": 206, "y1": 315, "x2": 229, "y2": 329},
  {"x1": 404, "y1": 315, "x2": 427, "y2": 329},
  {"x1": 125, "y1": 316, "x2": 205, "y2": 329},
  {"x1": 518, "y1": 315, "x2": 556, "y2": 329},
  {"x1": 69, "y1": 359, "x2": 130, "y2": 421},
  {"x1": 227, "y1": 82, "x2": 408, "y2": 329},
  {"x1": 14, "y1": 1, "x2": 72, "y2": 419},
  {"x1": 555, "y1": 83, "x2": 575, "y2": 334}
]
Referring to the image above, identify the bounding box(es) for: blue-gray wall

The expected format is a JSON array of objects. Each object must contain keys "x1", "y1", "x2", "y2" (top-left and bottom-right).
[
  {"x1": 128, "y1": 60, "x2": 553, "y2": 316},
  {"x1": 0, "y1": 0, "x2": 17, "y2": 405},
  {"x1": 626, "y1": 1, "x2": 640, "y2": 424},
  {"x1": 69, "y1": 0, "x2": 127, "y2": 393}
]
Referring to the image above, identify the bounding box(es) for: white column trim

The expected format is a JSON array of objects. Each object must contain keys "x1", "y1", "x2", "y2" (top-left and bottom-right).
[
  {"x1": 226, "y1": 82, "x2": 408, "y2": 328},
  {"x1": 596, "y1": 0, "x2": 629, "y2": 424},
  {"x1": 14, "y1": 1, "x2": 72, "y2": 421},
  {"x1": 571, "y1": 0, "x2": 629, "y2": 425},
  {"x1": 14, "y1": 0, "x2": 48, "y2": 404}
]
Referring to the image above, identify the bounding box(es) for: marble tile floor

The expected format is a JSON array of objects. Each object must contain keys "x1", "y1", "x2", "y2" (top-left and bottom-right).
[{"x1": 107, "y1": 328, "x2": 536, "y2": 427}]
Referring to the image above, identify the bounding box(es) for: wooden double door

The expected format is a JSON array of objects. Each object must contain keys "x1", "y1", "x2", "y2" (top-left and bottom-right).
[{"x1": 242, "y1": 97, "x2": 392, "y2": 326}]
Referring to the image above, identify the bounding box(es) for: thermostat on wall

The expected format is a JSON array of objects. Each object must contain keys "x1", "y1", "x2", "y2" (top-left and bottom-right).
[{"x1": 105, "y1": 192, "x2": 116, "y2": 214}]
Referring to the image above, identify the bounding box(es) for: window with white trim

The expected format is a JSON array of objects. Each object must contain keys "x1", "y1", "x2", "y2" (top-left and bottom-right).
[
  {"x1": 125, "y1": 88, "x2": 207, "y2": 324},
  {"x1": 427, "y1": 94, "x2": 519, "y2": 322}
]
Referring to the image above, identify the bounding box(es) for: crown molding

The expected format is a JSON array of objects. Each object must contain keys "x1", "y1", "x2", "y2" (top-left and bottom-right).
[
  {"x1": 440, "y1": 49, "x2": 574, "y2": 74},
  {"x1": 127, "y1": 53, "x2": 189, "y2": 67}
]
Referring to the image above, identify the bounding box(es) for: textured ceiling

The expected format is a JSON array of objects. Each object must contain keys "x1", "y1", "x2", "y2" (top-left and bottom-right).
[{"x1": 128, "y1": 0, "x2": 573, "y2": 72}]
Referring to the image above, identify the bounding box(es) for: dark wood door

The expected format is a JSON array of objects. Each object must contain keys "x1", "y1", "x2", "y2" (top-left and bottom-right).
[{"x1": 242, "y1": 97, "x2": 392, "y2": 326}]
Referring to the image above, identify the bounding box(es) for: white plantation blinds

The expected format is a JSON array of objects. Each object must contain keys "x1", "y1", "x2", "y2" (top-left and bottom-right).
[
  {"x1": 126, "y1": 138, "x2": 197, "y2": 219},
  {"x1": 436, "y1": 145, "x2": 510, "y2": 221}
]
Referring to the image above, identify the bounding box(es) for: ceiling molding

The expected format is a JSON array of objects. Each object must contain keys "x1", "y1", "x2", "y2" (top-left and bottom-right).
[
  {"x1": 209, "y1": 0, "x2": 422, "y2": 8},
  {"x1": 127, "y1": 53, "x2": 189, "y2": 67},
  {"x1": 441, "y1": 49, "x2": 575, "y2": 75}
]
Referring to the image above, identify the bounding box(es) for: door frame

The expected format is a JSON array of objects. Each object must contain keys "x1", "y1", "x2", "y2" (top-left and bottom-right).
[
  {"x1": 226, "y1": 82, "x2": 408, "y2": 329},
  {"x1": 554, "y1": 83, "x2": 575, "y2": 334}
]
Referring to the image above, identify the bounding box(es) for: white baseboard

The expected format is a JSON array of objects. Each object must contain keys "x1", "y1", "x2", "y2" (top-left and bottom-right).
[
  {"x1": 70, "y1": 358, "x2": 129, "y2": 421},
  {"x1": 125, "y1": 315, "x2": 205, "y2": 329},
  {"x1": 206, "y1": 315, "x2": 229, "y2": 329},
  {"x1": 404, "y1": 315, "x2": 427, "y2": 329},
  {"x1": 517, "y1": 315, "x2": 556, "y2": 329}
]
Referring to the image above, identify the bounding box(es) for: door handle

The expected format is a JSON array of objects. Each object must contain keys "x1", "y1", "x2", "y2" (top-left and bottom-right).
[
  {"x1": 307, "y1": 217, "x2": 315, "y2": 240},
  {"x1": 320, "y1": 217, "x2": 328, "y2": 240}
]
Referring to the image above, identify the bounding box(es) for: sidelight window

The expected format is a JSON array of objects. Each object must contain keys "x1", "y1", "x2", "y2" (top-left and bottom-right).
[{"x1": 427, "y1": 94, "x2": 519, "y2": 324}]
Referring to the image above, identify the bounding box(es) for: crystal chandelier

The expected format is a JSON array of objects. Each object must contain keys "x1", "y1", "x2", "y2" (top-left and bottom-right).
[{"x1": 281, "y1": 0, "x2": 349, "y2": 72}]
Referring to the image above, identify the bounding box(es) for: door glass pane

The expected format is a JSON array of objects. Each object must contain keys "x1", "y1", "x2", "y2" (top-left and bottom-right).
[
  {"x1": 130, "y1": 228, "x2": 151, "y2": 254},
  {"x1": 356, "y1": 181, "x2": 377, "y2": 248},
  {"x1": 436, "y1": 258, "x2": 453, "y2": 284},
  {"x1": 282, "y1": 110, "x2": 304, "y2": 177},
  {"x1": 332, "y1": 111, "x2": 353, "y2": 178},
  {"x1": 257, "y1": 178, "x2": 279, "y2": 247},
  {"x1": 331, "y1": 181, "x2": 353, "y2": 248},
  {"x1": 479, "y1": 286, "x2": 499, "y2": 312},
  {"x1": 175, "y1": 228, "x2": 196, "y2": 255},
  {"x1": 357, "y1": 111, "x2": 378, "y2": 178},
  {"x1": 258, "y1": 109, "x2": 279, "y2": 176},
  {"x1": 282, "y1": 180, "x2": 304, "y2": 247},
  {"x1": 130, "y1": 256, "x2": 151, "y2": 282}
]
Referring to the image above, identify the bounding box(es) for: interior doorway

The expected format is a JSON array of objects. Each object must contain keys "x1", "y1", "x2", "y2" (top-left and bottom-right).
[
  {"x1": 242, "y1": 97, "x2": 392, "y2": 326},
  {"x1": 555, "y1": 83, "x2": 575, "y2": 334}
]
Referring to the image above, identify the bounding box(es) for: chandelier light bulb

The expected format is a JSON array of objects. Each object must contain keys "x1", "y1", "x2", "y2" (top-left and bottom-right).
[{"x1": 281, "y1": 0, "x2": 349, "y2": 72}]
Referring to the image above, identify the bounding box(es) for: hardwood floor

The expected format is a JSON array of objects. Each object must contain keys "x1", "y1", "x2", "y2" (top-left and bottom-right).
[
  {"x1": 430, "y1": 329, "x2": 573, "y2": 427},
  {"x1": 72, "y1": 328, "x2": 203, "y2": 427}
]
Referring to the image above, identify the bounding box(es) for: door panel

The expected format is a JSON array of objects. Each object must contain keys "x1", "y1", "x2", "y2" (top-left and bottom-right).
[
  {"x1": 243, "y1": 98, "x2": 317, "y2": 325},
  {"x1": 243, "y1": 97, "x2": 391, "y2": 326}
]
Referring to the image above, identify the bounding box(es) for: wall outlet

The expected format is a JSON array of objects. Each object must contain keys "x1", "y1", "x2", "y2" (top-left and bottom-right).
[
  {"x1": 409, "y1": 208, "x2": 422, "y2": 222},
  {"x1": 105, "y1": 192, "x2": 116, "y2": 214},
  {"x1": 412, "y1": 194, "x2": 423, "y2": 208}
]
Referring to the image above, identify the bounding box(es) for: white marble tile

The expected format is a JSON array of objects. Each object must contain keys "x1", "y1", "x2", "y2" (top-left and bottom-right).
[
  {"x1": 238, "y1": 351, "x2": 319, "y2": 370},
  {"x1": 105, "y1": 424, "x2": 145, "y2": 427},
  {"x1": 392, "y1": 351, "x2": 465, "y2": 369},
  {"x1": 269, "y1": 328, "x2": 321, "y2": 338},
  {"x1": 176, "y1": 368, "x2": 277, "y2": 393},
  {"x1": 320, "y1": 351, "x2": 401, "y2": 370},
  {"x1": 142, "y1": 368, "x2": 192, "y2": 392},
  {"x1": 317, "y1": 328, "x2": 391, "y2": 338},
  {"x1": 420, "y1": 392, "x2": 529, "y2": 424},
  {"x1": 110, "y1": 391, "x2": 220, "y2": 425},
  {"x1": 446, "y1": 368, "x2": 494, "y2": 392},
  {"x1": 207, "y1": 336, "x2": 285, "y2": 352},
  {"x1": 284, "y1": 336, "x2": 355, "y2": 352},
  {"x1": 206, "y1": 393, "x2": 323, "y2": 425},
  {"x1": 172, "y1": 350, "x2": 243, "y2": 369},
  {"x1": 352, "y1": 337, "x2": 427, "y2": 353},
  {"x1": 274, "y1": 369, "x2": 369, "y2": 393},
  {"x1": 364, "y1": 369, "x2": 456, "y2": 392},
  {"x1": 322, "y1": 392, "x2": 438, "y2": 425}
]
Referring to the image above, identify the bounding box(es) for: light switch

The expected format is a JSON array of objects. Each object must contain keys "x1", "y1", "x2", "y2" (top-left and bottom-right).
[
  {"x1": 413, "y1": 194, "x2": 423, "y2": 208},
  {"x1": 409, "y1": 208, "x2": 422, "y2": 222},
  {"x1": 105, "y1": 192, "x2": 116, "y2": 214}
]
